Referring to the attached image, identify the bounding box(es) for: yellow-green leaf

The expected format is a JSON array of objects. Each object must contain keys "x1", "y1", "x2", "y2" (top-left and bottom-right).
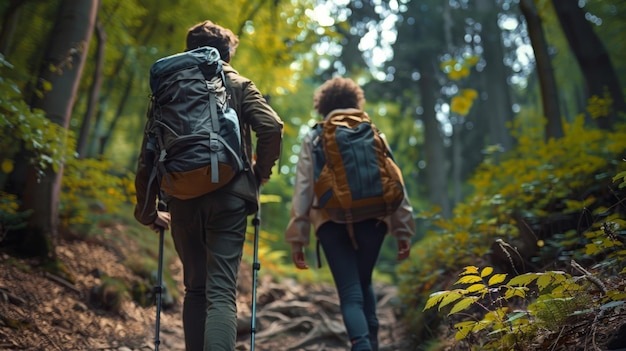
[
  {"x1": 508, "y1": 273, "x2": 539, "y2": 287},
  {"x1": 606, "y1": 290, "x2": 626, "y2": 301},
  {"x1": 461, "y1": 266, "x2": 479, "y2": 275},
  {"x1": 454, "y1": 320, "x2": 476, "y2": 328},
  {"x1": 483, "y1": 307, "x2": 508, "y2": 321},
  {"x1": 466, "y1": 283, "x2": 487, "y2": 293},
  {"x1": 455, "y1": 325, "x2": 473, "y2": 341},
  {"x1": 423, "y1": 291, "x2": 448, "y2": 310},
  {"x1": 454, "y1": 320, "x2": 476, "y2": 340},
  {"x1": 454, "y1": 275, "x2": 483, "y2": 285},
  {"x1": 613, "y1": 171, "x2": 626, "y2": 182},
  {"x1": 471, "y1": 319, "x2": 492, "y2": 333},
  {"x1": 488, "y1": 273, "x2": 507, "y2": 286},
  {"x1": 439, "y1": 290, "x2": 466, "y2": 310},
  {"x1": 592, "y1": 206, "x2": 610, "y2": 215},
  {"x1": 448, "y1": 296, "x2": 479, "y2": 315},
  {"x1": 504, "y1": 287, "x2": 528, "y2": 299},
  {"x1": 480, "y1": 266, "x2": 494, "y2": 277},
  {"x1": 536, "y1": 274, "x2": 553, "y2": 291}
]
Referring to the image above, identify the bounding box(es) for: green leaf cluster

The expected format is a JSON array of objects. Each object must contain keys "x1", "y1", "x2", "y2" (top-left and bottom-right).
[
  {"x1": 424, "y1": 261, "x2": 625, "y2": 349},
  {"x1": 0, "y1": 192, "x2": 32, "y2": 242},
  {"x1": 59, "y1": 156, "x2": 135, "y2": 232},
  {"x1": 396, "y1": 110, "x2": 626, "y2": 344},
  {"x1": 0, "y1": 55, "x2": 73, "y2": 179}
]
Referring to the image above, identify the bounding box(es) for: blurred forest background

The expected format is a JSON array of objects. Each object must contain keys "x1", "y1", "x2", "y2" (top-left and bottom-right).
[{"x1": 1, "y1": 0, "x2": 625, "y2": 349}]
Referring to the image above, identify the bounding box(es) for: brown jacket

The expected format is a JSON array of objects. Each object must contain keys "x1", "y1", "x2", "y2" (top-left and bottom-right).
[{"x1": 134, "y1": 63, "x2": 283, "y2": 225}]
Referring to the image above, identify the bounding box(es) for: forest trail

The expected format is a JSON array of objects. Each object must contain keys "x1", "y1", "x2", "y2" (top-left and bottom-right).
[{"x1": 0, "y1": 231, "x2": 413, "y2": 351}]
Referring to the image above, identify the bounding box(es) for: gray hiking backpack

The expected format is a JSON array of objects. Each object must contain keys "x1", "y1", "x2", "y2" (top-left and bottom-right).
[{"x1": 145, "y1": 46, "x2": 244, "y2": 200}]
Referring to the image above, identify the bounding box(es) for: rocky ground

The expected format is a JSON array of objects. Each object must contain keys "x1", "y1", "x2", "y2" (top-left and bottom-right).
[{"x1": 0, "y1": 232, "x2": 412, "y2": 351}]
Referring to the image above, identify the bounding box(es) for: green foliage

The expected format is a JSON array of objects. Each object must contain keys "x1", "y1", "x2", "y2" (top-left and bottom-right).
[
  {"x1": 0, "y1": 192, "x2": 31, "y2": 243},
  {"x1": 60, "y1": 156, "x2": 135, "y2": 231},
  {"x1": 583, "y1": 215, "x2": 626, "y2": 274},
  {"x1": 397, "y1": 112, "x2": 626, "y2": 346},
  {"x1": 0, "y1": 54, "x2": 73, "y2": 183},
  {"x1": 424, "y1": 256, "x2": 625, "y2": 349},
  {"x1": 614, "y1": 169, "x2": 626, "y2": 189}
]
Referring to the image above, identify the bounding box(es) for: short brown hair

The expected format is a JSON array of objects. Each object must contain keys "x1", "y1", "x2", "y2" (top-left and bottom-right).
[
  {"x1": 186, "y1": 20, "x2": 239, "y2": 62},
  {"x1": 313, "y1": 77, "x2": 365, "y2": 118}
]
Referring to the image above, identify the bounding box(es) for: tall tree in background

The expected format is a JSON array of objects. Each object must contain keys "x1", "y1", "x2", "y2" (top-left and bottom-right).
[
  {"x1": 77, "y1": 18, "x2": 106, "y2": 158},
  {"x1": 12, "y1": 0, "x2": 98, "y2": 257},
  {"x1": 396, "y1": 2, "x2": 451, "y2": 217},
  {"x1": 476, "y1": 0, "x2": 514, "y2": 151},
  {"x1": 519, "y1": 0, "x2": 563, "y2": 140},
  {"x1": 552, "y1": 0, "x2": 625, "y2": 128},
  {"x1": 0, "y1": 0, "x2": 22, "y2": 54}
]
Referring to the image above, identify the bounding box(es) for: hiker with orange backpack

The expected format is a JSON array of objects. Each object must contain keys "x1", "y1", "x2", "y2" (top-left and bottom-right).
[
  {"x1": 135, "y1": 20, "x2": 283, "y2": 351},
  {"x1": 285, "y1": 77, "x2": 415, "y2": 351}
]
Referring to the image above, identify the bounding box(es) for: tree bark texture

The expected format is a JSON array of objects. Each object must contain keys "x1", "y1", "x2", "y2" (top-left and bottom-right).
[
  {"x1": 0, "y1": 0, "x2": 23, "y2": 55},
  {"x1": 20, "y1": 0, "x2": 98, "y2": 254},
  {"x1": 77, "y1": 19, "x2": 106, "y2": 159},
  {"x1": 519, "y1": 0, "x2": 564, "y2": 141},
  {"x1": 476, "y1": 0, "x2": 514, "y2": 151},
  {"x1": 417, "y1": 55, "x2": 451, "y2": 218}
]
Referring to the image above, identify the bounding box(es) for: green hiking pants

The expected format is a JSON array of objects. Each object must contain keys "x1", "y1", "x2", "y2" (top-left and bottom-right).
[{"x1": 168, "y1": 191, "x2": 248, "y2": 351}]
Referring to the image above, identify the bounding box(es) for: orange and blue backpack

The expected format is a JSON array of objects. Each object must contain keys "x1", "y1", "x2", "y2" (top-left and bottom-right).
[{"x1": 312, "y1": 109, "x2": 405, "y2": 249}]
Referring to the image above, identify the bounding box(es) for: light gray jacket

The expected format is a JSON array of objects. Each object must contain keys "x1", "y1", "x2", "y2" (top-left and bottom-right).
[{"x1": 285, "y1": 110, "x2": 416, "y2": 250}]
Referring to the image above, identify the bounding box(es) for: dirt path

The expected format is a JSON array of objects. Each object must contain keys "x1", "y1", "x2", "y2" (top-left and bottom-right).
[{"x1": 0, "y1": 238, "x2": 412, "y2": 351}]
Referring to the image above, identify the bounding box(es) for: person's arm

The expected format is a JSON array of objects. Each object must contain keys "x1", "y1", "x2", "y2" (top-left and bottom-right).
[
  {"x1": 134, "y1": 119, "x2": 160, "y2": 226},
  {"x1": 389, "y1": 190, "x2": 415, "y2": 261},
  {"x1": 285, "y1": 133, "x2": 316, "y2": 269},
  {"x1": 241, "y1": 80, "x2": 283, "y2": 183}
]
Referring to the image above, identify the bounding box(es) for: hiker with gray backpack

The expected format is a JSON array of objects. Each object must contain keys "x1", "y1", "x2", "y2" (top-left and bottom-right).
[
  {"x1": 134, "y1": 20, "x2": 283, "y2": 351},
  {"x1": 285, "y1": 77, "x2": 415, "y2": 351}
]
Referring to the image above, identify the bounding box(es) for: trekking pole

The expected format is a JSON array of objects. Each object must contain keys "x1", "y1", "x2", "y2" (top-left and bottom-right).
[
  {"x1": 154, "y1": 200, "x2": 167, "y2": 351},
  {"x1": 154, "y1": 226, "x2": 164, "y2": 350},
  {"x1": 250, "y1": 199, "x2": 261, "y2": 351}
]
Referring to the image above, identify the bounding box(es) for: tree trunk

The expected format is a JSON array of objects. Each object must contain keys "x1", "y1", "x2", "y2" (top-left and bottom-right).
[
  {"x1": 93, "y1": 68, "x2": 135, "y2": 157},
  {"x1": 476, "y1": 0, "x2": 514, "y2": 151},
  {"x1": 86, "y1": 45, "x2": 130, "y2": 158},
  {"x1": 442, "y1": 1, "x2": 463, "y2": 207},
  {"x1": 551, "y1": 0, "x2": 624, "y2": 128},
  {"x1": 391, "y1": 0, "x2": 451, "y2": 218},
  {"x1": 0, "y1": 0, "x2": 23, "y2": 55},
  {"x1": 77, "y1": 19, "x2": 106, "y2": 158},
  {"x1": 519, "y1": 0, "x2": 563, "y2": 141},
  {"x1": 18, "y1": 0, "x2": 98, "y2": 258},
  {"x1": 418, "y1": 55, "x2": 451, "y2": 218}
]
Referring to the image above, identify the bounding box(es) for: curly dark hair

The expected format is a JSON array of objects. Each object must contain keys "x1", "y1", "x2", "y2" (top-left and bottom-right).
[
  {"x1": 185, "y1": 20, "x2": 239, "y2": 62},
  {"x1": 313, "y1": 76, "x2": 366, "y2": 118}
]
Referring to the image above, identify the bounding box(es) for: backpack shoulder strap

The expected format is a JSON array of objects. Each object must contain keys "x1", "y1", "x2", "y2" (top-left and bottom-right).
[
  {"x1": 220, "y1": 69, "x2": 234, "y2": 101},
  {"x1": 376, "y1": 127, "x2": 396, "y2": 160},
  {"x1": 312, "y1": 122, "x2": 323, "y2": 140}
]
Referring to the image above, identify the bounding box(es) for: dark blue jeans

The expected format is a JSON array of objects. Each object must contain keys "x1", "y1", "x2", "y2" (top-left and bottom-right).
[
  {"x1": 169, "y1": 191, "x2": 248, "y2": 351},
  {"x1": 317, "y1": 219, "x2": 387, "y2": 351}
]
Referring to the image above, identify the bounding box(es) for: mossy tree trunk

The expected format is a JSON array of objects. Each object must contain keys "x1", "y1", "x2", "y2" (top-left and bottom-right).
[{"x1": 16, "y1": 0, "x2": 99, "y2": 258}]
